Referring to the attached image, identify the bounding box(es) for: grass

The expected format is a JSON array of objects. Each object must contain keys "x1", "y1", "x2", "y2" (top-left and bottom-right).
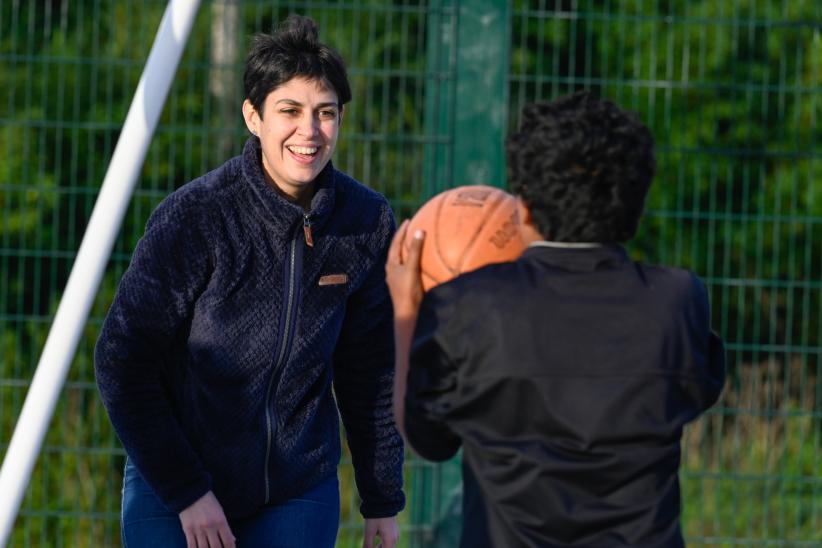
[
  {"x1": 681, "y1": 358, "x2": 822, "y2": 546},
  {"x1": 3, "y1": 357, "x2": 819, "y2": 546}
]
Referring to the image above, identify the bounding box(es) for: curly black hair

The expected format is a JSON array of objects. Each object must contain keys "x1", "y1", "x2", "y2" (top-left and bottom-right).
[
  {"x1": 243, "y1": 14, "x2": 351, "y2": 116},
  {"x1": 507, "y1": 91, "x2": 656, "y2": 242}
]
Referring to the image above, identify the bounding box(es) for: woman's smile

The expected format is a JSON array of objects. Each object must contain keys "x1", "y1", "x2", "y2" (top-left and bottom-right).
[{"x1": 243, "y1": 76, "x2": 341, "y2": 207}]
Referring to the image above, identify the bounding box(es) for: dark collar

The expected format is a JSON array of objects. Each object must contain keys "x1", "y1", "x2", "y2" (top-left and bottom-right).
[
  {"x1": 240, "y1": 136, "x2": 336, "y2": 235},
  {"x1": 521, "y1": 242, "x2": 630, "y2": 272}
]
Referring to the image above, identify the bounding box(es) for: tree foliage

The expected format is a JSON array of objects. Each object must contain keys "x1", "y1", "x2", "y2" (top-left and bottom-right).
[{"x1": 1, "y1": 0, "x2": 820, "y2": 545}]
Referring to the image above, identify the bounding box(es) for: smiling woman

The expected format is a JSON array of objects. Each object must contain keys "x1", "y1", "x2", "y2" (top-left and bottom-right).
[
  {"x1": 93, "y1": 14, "x2": 404, "y2": 548},
  {"x1": 242, "y1": 77, "x2": 341, "y2": 210}
]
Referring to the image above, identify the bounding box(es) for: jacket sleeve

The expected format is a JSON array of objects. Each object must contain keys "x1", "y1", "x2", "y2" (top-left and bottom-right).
[
  {"x1": 94, "y1": 189, "x2": 214, "y2": 513},
  {"x1": 688, "y1": 272, "x2": 726, "y2": 412},
  {"x1": 404, "y1": 289, "x2": 462, "y2": 462},
  {"x1": 332, "y1": 203, "x2": 406, "y2": 519}
]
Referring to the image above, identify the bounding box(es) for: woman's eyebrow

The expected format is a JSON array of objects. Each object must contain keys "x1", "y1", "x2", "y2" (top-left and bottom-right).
[{"x1": 273, "y1": 99, "x2": 337, "y2": 109}]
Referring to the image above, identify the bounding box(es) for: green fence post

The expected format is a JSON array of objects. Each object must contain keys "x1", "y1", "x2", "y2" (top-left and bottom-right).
[
  {"x1": 451, "y1": 0, "x2": 511, "y2": 189},
  {"x1": 418, "y1": 1, "x2": 511, "y2": 545},
  {"x1": 424, "y1": 0, "x2": 511, "y2": 197}
]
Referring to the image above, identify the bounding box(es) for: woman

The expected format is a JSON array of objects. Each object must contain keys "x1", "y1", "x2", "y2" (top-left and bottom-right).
[{"x1": 95, "y1": 15, "x2": 404, "y2": 548}]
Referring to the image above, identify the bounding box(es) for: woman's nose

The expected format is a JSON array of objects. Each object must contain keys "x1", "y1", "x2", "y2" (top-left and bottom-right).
[{"x1": 296, "y1": 114, "x2": 319, "y2": 137}]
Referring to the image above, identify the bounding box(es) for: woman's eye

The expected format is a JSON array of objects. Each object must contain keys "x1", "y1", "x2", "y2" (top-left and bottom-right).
[
  {"x1": 320, "y1": 110, "x2": 337, "y2": 119},
  {"x1": 280, "y1": 108, "x2": 298, "y2": 115}
]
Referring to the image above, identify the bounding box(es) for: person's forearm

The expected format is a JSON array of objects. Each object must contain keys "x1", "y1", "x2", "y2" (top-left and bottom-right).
[
  {"x1": 385, "y1": 219, "x2": 425, "y2": 441},
  {"x1": 392, "y1": 314, "x2": 417, "y2": 440}
]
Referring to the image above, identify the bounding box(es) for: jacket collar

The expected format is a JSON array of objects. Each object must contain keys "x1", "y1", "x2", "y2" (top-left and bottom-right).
[
  {"x1": 522, "y1": 242, "x2": 630, "y2": 272},
  {"x1": 240, "y1": 136, "x2": 336, "y2": 236}
]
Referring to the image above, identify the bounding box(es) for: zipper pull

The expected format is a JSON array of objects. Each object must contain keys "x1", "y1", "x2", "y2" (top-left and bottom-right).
[{"x1": 303, "y1": 214, "x2": 314, "y2": 247}]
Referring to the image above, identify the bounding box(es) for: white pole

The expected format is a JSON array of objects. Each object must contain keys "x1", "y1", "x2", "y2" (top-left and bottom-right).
[{"x1": 0, "y1": 1, "x2": 201, "y2": 545}]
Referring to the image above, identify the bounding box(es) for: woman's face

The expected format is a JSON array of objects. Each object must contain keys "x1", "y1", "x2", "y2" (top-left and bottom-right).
[{"x1": 242, "y1": 77, "x2": 341, "y2": 205}]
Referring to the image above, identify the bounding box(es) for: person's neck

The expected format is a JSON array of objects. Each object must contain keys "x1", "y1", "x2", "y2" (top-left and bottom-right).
[
  {"x1": 265, "y1": 174, "x2": 315, "y2": 212},
  {"x1": 519, "y1": 222, "x2": 545, "y2": 246}
]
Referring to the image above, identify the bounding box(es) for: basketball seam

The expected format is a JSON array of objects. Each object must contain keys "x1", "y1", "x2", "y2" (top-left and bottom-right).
[{"x1": 434, "y1": 193, "x2": 458, "y2": 277}]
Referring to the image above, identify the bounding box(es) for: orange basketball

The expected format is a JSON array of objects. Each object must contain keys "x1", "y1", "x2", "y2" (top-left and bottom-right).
[{"x1": 403, "y1": 185, "x2": 526, "y2": 291}]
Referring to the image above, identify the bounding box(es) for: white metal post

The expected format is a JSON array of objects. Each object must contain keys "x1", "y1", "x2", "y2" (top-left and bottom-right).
[{"x1": 0, "y1": 1, "x2": 201, "y2": 545}]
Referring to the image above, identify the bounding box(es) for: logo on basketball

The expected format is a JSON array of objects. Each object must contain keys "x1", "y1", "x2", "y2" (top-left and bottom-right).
[
  {"x1": 452, "y1": 189, "x2": 492, "y2": 207},
  {"x1": 489, "y1": 210, "x2": 520, "y2": 249}
]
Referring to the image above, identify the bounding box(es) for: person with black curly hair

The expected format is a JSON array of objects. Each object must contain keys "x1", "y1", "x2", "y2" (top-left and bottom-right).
[
  {"x1": 386, "y1": 90, "x2": 725, "y2": 547},
  {"x1": 95, "y1": 14, "x2": 404, "y2": 548}
]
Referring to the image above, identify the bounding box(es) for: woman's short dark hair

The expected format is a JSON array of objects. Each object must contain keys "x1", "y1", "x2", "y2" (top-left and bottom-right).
[
  {"x1": 507, "y1": 91, "x2": 656, "y2": 242},
  {"x1": 243, "y1": 14, "x2": 352, "y2": 116}
]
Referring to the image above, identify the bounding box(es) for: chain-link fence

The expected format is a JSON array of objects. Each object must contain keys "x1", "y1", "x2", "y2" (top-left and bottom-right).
[{"x1": 1, "y1": 1, "x2": 820, "y2": 546}]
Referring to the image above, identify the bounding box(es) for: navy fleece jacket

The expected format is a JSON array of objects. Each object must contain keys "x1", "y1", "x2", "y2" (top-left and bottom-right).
[{"x1": 94, "y1": 137, "x2": 405, "y2": 519}]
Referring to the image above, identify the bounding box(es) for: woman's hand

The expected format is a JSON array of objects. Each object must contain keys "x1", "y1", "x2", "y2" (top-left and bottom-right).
[
  {"x1": 178, "y1": 491, "x2": 236, "y2": 548},
  {"x1": 363, "y1": 516, "x2": 400, "y2": 548}
]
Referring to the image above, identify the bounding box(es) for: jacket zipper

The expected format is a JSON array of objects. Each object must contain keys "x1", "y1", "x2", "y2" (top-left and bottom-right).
[
  {"x1": 303, "y1": 213, "x2": 314, "y2": 247},
  {"x1": 263, "y1": 233, "x2": 300, "y2": 503}
]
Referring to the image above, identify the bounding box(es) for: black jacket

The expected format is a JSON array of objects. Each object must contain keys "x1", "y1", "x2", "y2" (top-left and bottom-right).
[
  {"x1": 405, "y1": 243, "x2": 725, "y2": 547},
  {"x1": 95, "y1": 138, "x2": 405, "y2": 518}
]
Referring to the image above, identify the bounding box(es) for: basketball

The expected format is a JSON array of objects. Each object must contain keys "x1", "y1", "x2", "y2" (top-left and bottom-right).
[{"x1": 403, "y1": 185, "x2": 527, "y2": 291}]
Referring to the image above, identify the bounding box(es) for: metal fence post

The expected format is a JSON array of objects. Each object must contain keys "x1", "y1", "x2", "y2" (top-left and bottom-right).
[
  {"x1": 424, "y1": 0, "x2": 511, "y2": 196},
  {"x1": 418, "y1": 1, "x2": 512, "y2": 545}
]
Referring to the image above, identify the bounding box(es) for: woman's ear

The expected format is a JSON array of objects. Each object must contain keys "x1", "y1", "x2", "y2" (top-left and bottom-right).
[
  {"x1": 338, "y1": 105, "x2": 345, "y2": 124},
  {"x1": 242, "y1": 99, "x2": 260, "y2": 136}
]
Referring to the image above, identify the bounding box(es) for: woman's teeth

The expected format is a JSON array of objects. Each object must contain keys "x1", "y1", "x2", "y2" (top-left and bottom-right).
[{"x1": 288, "y1": 146, "x2": 318, "y2": 155}]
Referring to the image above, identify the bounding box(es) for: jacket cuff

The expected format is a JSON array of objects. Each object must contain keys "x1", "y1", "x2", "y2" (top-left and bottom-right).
[
  {"x1": 360, "y1": 495, "x2": 406, "y2": 519},
  {"x1": 156, "y1": 474, "x2": 213, "y2": 514}
]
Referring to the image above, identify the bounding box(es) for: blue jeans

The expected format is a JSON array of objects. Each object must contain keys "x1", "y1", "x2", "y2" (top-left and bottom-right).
[{"x1": 121, "y1": 459, "x2": 340, "y2": 547}]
